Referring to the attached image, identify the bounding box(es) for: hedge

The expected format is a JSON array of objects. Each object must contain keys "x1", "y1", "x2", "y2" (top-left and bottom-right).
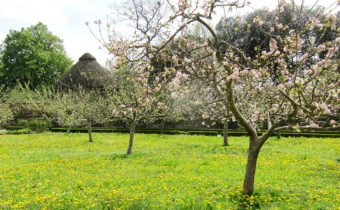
[{"x1": 50, "y1": 127, "x2": 340, "y2": 138}]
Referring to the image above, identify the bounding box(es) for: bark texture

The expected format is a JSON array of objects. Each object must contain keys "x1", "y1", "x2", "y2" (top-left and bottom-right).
[
  {"x1": 242, "y1": 137, "x2": 262, "y2": 195},
  {"x1": 160, "y1": 120, "x2": 165, "y2": 135},
  {"x1": 88, "y1": 123, "x2": 93, "y2": 142},
  {"x1": 277, "y1": 131, "x2": 281, "y2": 139},
  {"x1": 223, "y1": 120, "x2": 229, "y2": 146},
  {"x1": 66, "y1": 126, "x2": 72, "y2": 134},
  {"x1": 127, "y1": 124, "x2": 136, "y2": 155}
]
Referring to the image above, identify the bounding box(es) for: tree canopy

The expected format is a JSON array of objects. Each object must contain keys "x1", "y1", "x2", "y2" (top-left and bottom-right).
[
  {"x1": 0, "y1": 22, "x2": 72, "y2": 89},
  {"x1": 216, "y1": 4, "x2": 340, "y2": 82},
  {"x1": 90, "y1": 0, "x2": 339, "y2": 195}
]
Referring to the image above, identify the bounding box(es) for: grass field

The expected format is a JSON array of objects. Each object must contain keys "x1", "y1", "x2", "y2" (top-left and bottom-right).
[{"x1": 0, "y1": 133, "x2": 338, "y2": 209}]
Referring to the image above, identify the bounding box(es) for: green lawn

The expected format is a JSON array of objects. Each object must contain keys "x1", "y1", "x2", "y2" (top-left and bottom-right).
[{"x1": 0, "y1": 133, "x2": 338, "y2": 209}]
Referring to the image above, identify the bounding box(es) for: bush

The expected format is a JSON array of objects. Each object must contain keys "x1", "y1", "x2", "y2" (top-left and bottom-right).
[
  {"x1": 18, "y1": 119, "x2": 29, "y2": 128},
  {"x1": 6, "y1": 128, "x2": 32, "y2": 134},
  {"x1": 5, "y1": 126, "x2": 24, "y2": 130},
  {"x1": 18, "y1": 119, "x2": 51, "y2": 132},
  {"x1": 187, "y1": 130, "x2": 219, "y2": 136}
]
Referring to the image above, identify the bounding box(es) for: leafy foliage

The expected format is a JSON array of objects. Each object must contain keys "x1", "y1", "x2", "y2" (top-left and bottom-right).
[
  {"x1": 18, "y1": 119, "x2": 51, "y2": 132},
  {"x1": 5, "y1": 128, "x2": 32, "y2": 134},
  {"x1": 0, "y1": 86, "x2": 14, "y2": 128},
  {"x1": 31, "y1": 88, "x2": 109, "y2": 138},
  {"x1": 0, "y1": 22, "x2": 72, "y2": 89},
  {"x1": 0, "y1": 102, "x2": 13, "y2": 128}
]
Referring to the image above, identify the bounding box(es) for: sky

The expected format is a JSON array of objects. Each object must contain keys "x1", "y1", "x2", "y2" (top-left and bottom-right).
[{"x1": 0, "y1": 0, "x2": 338, "y2": 66}]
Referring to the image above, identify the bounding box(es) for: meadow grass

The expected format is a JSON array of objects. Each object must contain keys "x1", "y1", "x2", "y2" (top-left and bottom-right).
[{"x1": 0, "y1": 133, "x2": 338, "y2": 209}]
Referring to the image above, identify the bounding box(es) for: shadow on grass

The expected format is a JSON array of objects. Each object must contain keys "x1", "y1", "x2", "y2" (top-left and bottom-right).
[
  {"x1": 227, "y1": 187, "x2": 287, "y2": 210},
  {"x1": 110, "y1": 152, "x2": 149, "y2": 160},
  {"x1": 226, "y1": 187, "x2": 283, "y2": 210},
  {"x1": 205, "y1": 144, "x2": 248, "y2": 156},
  {"x1": 234, "y1": 193, "x2": 261, "y2": 210},
  {"x1": 110, "y1": 153, "x2": 129, "y2": 160}
]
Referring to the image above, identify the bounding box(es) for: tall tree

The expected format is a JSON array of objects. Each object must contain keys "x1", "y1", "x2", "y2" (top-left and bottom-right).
[
  {"x1": 91, "y1": 0, "x2": 339, "y2": 195},
  {"x1": 0, "y1": 22, "x2": 72, "y2": 89},
  {"x1": 89, "y1": 0, "x2": 173, "y2": 155}
]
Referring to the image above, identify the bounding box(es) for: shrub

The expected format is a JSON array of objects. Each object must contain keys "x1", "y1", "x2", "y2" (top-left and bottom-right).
[
  {"x1": 18, "y1": 119, "x2": 51, "y2": 132},
  {"x1": 5, "y1": 126, "x2": 24, "y2": 130},
  {"x1": 18, "y1": 119, "x2": 29, "y2": 128},
  {"x1": 6, "y1": 128, "x2": 32, "y2": 134}
]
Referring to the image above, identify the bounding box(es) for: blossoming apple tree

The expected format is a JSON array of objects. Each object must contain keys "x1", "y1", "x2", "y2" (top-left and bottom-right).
[
  {"x1": 90, "y1": 0, "x2": 339, "y2": 195},
  {"x1": 31, "y1": 88, "x2": 109, "y2": 142},
  {"x1": 0, "y1": 98, "x2": 13, "y2": 129},
  {"x1": 104, "y1": 67, "x2": 167, "y2": 155}
]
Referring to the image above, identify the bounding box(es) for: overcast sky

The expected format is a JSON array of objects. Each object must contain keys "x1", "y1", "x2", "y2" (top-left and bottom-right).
[{"x1": 0, "y1": 0, "x2": 338, "y2": 66}]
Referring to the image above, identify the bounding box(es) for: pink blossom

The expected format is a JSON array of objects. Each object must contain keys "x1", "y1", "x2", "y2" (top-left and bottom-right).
[
  {"x1": 176, "y1": 71, "x2": 183, "y2": 78},
  {"x1": 239, "y1": 70, "x2": 249, "y2": 76},
  {"x1": 335, "y1": 37, "x2": 340, "y2": 44},
  {"x1": 182, "y1": 73, "x2": 189, "y2": 80},
  {"x1": 306, "y1": 69, "x2": 313, "y2": 75},
  {"x1": 253, "y1": 111, "x2": 260, "y2": 120},
  {"x1": 253, "y1": 16, "x2": 263, "y2": 26},
  {"x1": 295, "y1": 77, "x2": 304, "y2": 85},
  {"x1": 325, "y1": 14, "x2": 336, "y2": 21},
  {"x1": 171, "y1": 92, "x2": 177, "y2": 99},
  {"x1": 255, "y1": 86, "x2": 263, "y2": 92},
  {"x1": 319, "y1": 103, "x2": 328, "y2": 110},
  {"x1": 283, "y1": 45, "x2": 288, "y2": 52},
  {"x1": 269, "y1": 39, "x2": 278, "y2": 51},
  {"x1": 227, "y1": 75, "x2": 236, "y2": 80},
  {"x1": 309, "y1": 123, "x2": 319, "y2": 128},
  {"x1": 184, "y1": 57, "x2": 191, "y2": 62}
]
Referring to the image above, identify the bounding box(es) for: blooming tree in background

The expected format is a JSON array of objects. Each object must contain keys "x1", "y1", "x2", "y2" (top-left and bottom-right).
[
  {"x1": 104, "y1": 67, "x2": 170, "y2": 155},
  {"x1": 31, "y1": 88, "x2": 109, "y2": 142},
  {"x1": 90, "y1": 0, "x2": 339, "y2": 195},
  {"x1": 0, "y1": 103, "x2": 13, "y2": 128},
  {"x1": 155, "y1": 71, "x2": 192, "y2": 134},
  {"x1": 179, "y1": 78, "x2": 233, "y2": 146},
  {"x1": 0, "y1": 101, "x2": 13, "y2": 129},
  {"x1": 202, "y1": 100, "x2": 231, "y2": 146},
  {"x1": 0, "y1": 87, "x2": 14, "y2": 128}
]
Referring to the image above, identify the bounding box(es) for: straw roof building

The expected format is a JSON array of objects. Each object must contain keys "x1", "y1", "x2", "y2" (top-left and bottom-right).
[{"x1": 54, "y1": 53, "x2": 112, "y2": 90}]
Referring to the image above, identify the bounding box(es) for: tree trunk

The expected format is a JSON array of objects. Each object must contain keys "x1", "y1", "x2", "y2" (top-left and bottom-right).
[
  {"x1": 267, "y1": 113, "x2": 272, "y2": 129},
  {"x1": 126, "y1": 123, "x2": 136, "y2": 155},
  {"x1": 277, "y1": 131, "x2": 281, "y2": 139},
  {"x1": 160, "y1": 120, "x2": 165, "y2": 135},
  {"x1": 66, "y1": 126, "x2": 72, "y2": 134},
  {"x1": 223, "y1": 120, "x2": 229, "y2": 146},
  {"x1": 243, "y1": 138, "x2": 260, "y2": 195},
  {"x1": 88, "y1": 122, "x2": 93, "y2": 142}
]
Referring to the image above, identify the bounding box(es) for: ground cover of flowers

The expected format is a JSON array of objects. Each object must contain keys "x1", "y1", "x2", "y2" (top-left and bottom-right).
[{"x1": 0, "y1": 133, "x2": 338, "y2": 209}]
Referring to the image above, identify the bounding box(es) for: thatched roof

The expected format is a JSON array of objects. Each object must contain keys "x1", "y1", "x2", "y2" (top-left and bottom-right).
[{"x1": 54, "y1": 53, "x2": 112, "y2": 91}]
